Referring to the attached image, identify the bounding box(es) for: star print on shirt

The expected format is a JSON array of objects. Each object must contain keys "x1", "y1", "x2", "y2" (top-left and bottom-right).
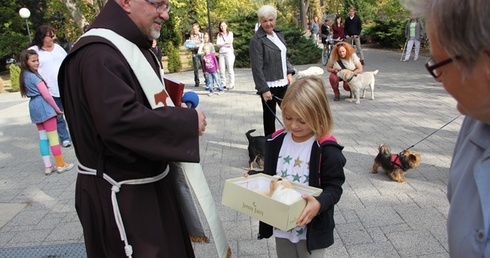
[
  {"x1": 303, "y1": 175, "x2": 309, "y2": 184},
  {"x1": 281, "y1": 169, "x2": 289, "y2": 178},
  {"x1": 294, "y1": 157, "x2": 303, "y2": 167},
  {"x1": 296, "y1": 227, "x2": 305, "y2": 236},
  {"x1": 283, "y1": 155, "x2": 292, "y2": 164},
  {"x1": 292, "y1": 173, "x2": 301, "y2": 182}
]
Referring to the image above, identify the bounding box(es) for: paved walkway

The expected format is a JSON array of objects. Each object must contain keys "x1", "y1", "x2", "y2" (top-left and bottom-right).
[{"x1": 0, "y1": 47, "x2": 460, "y2": 257}]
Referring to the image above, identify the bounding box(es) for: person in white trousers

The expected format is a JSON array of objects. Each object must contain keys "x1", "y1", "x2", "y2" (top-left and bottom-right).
[
  {"x1": 403, "y1": 14, "x2": 425, "y2": 61},
  {"x1": 217, "y1": 21, "x2": 236, "y2": 89}
]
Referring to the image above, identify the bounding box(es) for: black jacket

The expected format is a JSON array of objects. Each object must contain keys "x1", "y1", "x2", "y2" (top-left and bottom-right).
[
  {"x1": 256, "y1": 129, "x2": 346, "y2": 253},
  {"x1": 249, "y1": 27, "x2": 295, "y2": 94},
  {"x1": 344, "y1": 15, "x2": 362, "y2": 36}
]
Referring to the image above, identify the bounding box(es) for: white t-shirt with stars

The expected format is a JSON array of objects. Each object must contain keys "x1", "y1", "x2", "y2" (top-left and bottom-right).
[{"x1": 273, "y1": 132, "x2": 316, "y2": 243}]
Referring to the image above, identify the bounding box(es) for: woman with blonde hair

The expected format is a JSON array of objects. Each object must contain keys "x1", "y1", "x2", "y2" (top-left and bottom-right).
[
  {"x1": 249, "y1": 5, "x2": 296, "y2": 136},
  {"x1": 326, "y1": 42, "x2": 363, "y2": 101}
]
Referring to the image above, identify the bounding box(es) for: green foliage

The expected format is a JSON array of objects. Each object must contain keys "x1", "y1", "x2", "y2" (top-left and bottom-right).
[
  {"x1": 166, "y1": 42, "x2": 182, "y2": 73},
  {"x1": 229, "y1": 11, "x2": 321, "y2": 68},
  {"x1": 9, "y1": 64, "x2": 20, "y2": 92},
  {"x1": 282, "y1": 26, "x2": 322, "y2": 65},
  {"x1": 362, "y1": 19, "x2": 406, "y2": 49},
  {"x1": 227, "y1": 12, "x2": 257, "y2": 68},
  {"x1": 161, "y1": 10, "x2": 182, "y2": 55}
]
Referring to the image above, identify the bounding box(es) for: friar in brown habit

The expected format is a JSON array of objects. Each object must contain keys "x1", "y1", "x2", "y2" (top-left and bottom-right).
[{"x1": 58, "y1": 0, "x2": 207, "y2": 257}]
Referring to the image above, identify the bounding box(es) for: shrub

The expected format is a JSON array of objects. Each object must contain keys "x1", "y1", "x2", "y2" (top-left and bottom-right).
[
  {"x1": 282, "y1": 27, "x2": 322, "y2": 65},
  {"x1": 166, "y1": 42, "x2": 182, "y2": 73},
  {"x1": 9, "y1": 64, "x2": 20, "y2": 92},
  {"x1": 362, "y1": 19, "x2": 406, "y2": 49},
  {"x1": 229, "y1": 12, "x2": 322, "y2": 68}
]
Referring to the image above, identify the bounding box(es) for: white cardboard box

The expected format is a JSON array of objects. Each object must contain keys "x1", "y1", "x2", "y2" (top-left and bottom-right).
[{"x1": 221, "y1": 174, "x2": 322, "y2": 231}]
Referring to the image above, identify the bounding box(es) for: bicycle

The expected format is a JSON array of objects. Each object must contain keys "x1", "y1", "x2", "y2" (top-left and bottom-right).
[{"x1": 321, "y1": 35, "x2": 334, "y2": 66}]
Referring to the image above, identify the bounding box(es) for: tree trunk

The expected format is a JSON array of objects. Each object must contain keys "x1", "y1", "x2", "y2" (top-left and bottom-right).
[
  {"x1": 93, "y1": 0, "x2": 108, "y2": 14},
  {"x1": 300, "y1": 0, "x2": 310, "y2": 30},
  {"x1": 61, "y1": 0, "x2": 88, "y2": 31}
]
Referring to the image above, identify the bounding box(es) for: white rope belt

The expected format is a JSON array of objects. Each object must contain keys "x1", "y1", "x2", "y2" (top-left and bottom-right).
[{"x1": 77, "y1": 162, "x2": 169, "y2": 258}]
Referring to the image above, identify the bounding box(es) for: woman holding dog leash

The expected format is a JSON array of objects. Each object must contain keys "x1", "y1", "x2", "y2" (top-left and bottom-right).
[
  {"x1": 326, "y1": 42, "x2": 363, "y2": 101},
  {"x1": 403, "y1": 0, "x2": 490, "y2": 257},
  {"x1": 249, "y1": 5, "x2": 295, "y2": 137}
]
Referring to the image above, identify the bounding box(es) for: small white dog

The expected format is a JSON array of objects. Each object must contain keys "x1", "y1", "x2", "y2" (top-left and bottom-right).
[
  {"x1": 337, "y1": 69, "x2": 379, "y2": 104},
  {"x1": 268, "y1": 176, "x2": 302, "y2": 205},
  {"x1": 296, "y1": 66, "x2": 324, "y2": 78}
]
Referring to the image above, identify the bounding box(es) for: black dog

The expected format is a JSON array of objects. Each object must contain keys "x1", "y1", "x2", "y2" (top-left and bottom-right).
[{"x1": 246, "y1": 129, "x2": 266, "y2": 170}]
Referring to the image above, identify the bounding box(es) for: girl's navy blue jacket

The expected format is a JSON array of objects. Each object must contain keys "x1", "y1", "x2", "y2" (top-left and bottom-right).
[{"x1": 256, "y1": 129, "x2": 346, "y2": 253}]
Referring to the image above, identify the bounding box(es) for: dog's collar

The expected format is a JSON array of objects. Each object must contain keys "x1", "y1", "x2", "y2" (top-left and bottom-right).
[{"x1": 346, "y1": 73, "x2": 357, "y2": 82}]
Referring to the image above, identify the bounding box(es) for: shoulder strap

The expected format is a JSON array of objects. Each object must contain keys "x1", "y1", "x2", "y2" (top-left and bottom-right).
[{"x1": 337, "y1": 60, "x2": 347, "y2": 69}]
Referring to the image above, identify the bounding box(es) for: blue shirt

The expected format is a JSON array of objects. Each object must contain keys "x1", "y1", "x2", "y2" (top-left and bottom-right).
[
  {"x1": 447, "y1": 116, "x2": 490, "y2": 257},
  {"x1": 24, "y1": 71, "x2": 57, "y2": 123},
  {"x1": 310, "y1": 22, "x2": 319, "y2": 34}
]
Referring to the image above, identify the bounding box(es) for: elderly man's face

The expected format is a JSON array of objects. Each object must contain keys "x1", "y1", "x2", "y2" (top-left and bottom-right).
[
  {"x1": 124, "y1": 0, "x2": 170, "y2": 40},
  {"x1": 427, "y1": 22, "x2": 490, "y2": 123}
]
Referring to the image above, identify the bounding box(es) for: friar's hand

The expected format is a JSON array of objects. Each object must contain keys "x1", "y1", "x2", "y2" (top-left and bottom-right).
[{"x1": 196, "y1": 109, "x2": 207, "y2": 136}]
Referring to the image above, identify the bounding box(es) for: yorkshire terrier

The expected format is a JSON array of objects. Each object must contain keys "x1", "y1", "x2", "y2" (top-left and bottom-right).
[
  {"x1": 246, "y1": 129, "x2": 266, "y2": 170},
  {"x1": 372, "y1": 144, "x2": 421, "y2": 182}
]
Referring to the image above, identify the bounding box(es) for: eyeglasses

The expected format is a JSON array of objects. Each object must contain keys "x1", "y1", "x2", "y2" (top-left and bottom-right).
[
  {"x1": 144, "y1": 0, "x2": 171, "y2": 14},
  {"x1": 425, "y1": 55, "x2": 462, "y2": 79},
  {"x1": 45, "y1": 34, "x2": 55, "y2": 39}
]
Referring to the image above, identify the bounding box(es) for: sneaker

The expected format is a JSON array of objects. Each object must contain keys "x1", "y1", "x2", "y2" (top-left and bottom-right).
[
  {"x1": 44, "y1": 165, "x2": 56, "y2": 175},
  {"x1": 57, "y1": 163, "x2": 74, "y2": 174},
  {"x1": 194, "y1": 83, "x2": 200, "y2": 87},
  {"x1": 204, "y1": 86, "x2": 210, "y2": 90},
  {"x1": 227, "y1": 85, "x2": 234, "y2": 90},
  {"x1": 414, "y1": 57, "x2": 418, "y2": 61},
  {"x1": 217, "y1": 91, "x2": 224, "y2": 95},
  {"x1": 62, "y1": 140, "x2": 72, "y2": 148},
  {"x1": 402, "y1": 59, "x2": 408, "y2": 62},
  {"x1": 207, "y1": 93, "x2": 213, "y2": 97}
]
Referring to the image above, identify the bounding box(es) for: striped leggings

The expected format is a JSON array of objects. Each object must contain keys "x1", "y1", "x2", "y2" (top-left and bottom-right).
[{"x1": 36, "y1": 117, "x2": 67, "y2": 168}]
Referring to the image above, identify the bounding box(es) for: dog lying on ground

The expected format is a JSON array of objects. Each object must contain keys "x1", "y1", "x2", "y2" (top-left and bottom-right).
[
  {"x1": 296, "y1": 66, "x2": 324, "y2": 78},
  {"x1": 337, "y1": 69, "x2": 379, "y2": 104},
  {"x1": 268, "y1": 175, "x2": 302, "y2": 204},
  {"x1": 246, "y1": 129, "x2": 266, "y2": 170},
  {"x1": 372, "y1": 144, "x2": 421, "y2": 182}
]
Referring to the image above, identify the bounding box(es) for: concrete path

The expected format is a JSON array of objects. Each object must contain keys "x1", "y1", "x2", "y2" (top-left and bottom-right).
[{"x1": 0, "y1": 47, "x2": 459, "y2": 257}]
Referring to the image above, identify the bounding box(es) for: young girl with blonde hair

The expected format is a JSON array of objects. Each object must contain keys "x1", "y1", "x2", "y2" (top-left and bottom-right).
[{"x1": 249, "y1": 76, "x2": 346, "y2": 257}]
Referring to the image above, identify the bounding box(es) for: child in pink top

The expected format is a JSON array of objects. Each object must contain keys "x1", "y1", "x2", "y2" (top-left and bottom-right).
[
  {"x1": 19, "y1": 49, "x2": 74, "y2": 175},
  {"x1": 202, "y1": 44, "x2": 225, "y2": 96}
]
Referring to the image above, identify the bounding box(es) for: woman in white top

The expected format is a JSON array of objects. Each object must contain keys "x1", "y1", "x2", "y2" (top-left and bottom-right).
[
  {"x1": 28, "y1": 25, "x2": 71, "y2": 147},
  {"x1": 216, "y1": 21, "x2": 235, "y2": 89}
]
